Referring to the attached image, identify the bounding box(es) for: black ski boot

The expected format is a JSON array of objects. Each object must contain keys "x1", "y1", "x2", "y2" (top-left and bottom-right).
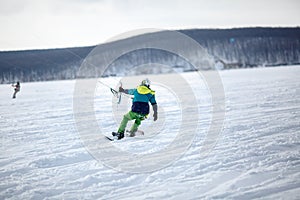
[{"x1": 112, "y1": 132, "x2": 124, "y2": 140}]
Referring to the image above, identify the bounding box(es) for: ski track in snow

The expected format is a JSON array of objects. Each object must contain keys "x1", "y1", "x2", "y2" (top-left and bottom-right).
[{"x1": 1, "y1": 66, "x2": 300, "y2": 199}]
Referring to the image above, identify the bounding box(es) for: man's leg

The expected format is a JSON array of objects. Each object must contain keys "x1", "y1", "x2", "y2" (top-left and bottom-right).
[
  {"x1": 12, "y1": 91, "x2": 17, "y2": 98},
  {"x1": 117, "y1": 111, "x2": 134, "y2": 134},
  {"x1": 128, "y1": 120, "x2": 140, "y2": 137},
  {"x1": 129, "y1": 113, "x2": 145, "y2": 136}
]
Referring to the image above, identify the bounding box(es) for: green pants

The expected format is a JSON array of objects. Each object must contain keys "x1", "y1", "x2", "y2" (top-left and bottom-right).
[{"x1": 117, "y1": 111, "x2": 146, "y2": 133}]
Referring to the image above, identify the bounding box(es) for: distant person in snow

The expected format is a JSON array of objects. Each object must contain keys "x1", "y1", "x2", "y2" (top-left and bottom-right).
[
  {"x1": 112, "y1": 78, "x2": 158, "y2": 140},
  {"x1": 12, "y1": 81, "x2": 20, "y2": 99}
]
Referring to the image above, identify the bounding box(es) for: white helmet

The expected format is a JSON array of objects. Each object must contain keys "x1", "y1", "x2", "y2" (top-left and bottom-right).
[{"x1": 141, "y1": 78, "x2": 151, "y2": 87}]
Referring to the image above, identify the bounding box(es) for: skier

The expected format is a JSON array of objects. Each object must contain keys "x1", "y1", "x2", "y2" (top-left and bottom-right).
[
  {"x1": 12, "y1": 81, "x2": 20, "y2": 99},
  {"x1": 112, "y1": 78, "x2": 158, "y2": 140}
]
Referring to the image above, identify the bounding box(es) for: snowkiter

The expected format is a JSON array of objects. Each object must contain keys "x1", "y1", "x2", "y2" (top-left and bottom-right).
[
  {"x1": 112, "y1": 78, "x2": 158, "y2": 140},
  {"x1": 12, "y1": 82, "x2": 20, "y2": 99}
]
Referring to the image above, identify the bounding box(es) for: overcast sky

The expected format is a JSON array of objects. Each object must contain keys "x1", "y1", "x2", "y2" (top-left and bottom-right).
[{"x1": 0, "y1": 0, "x2": 299, "y2": 50}]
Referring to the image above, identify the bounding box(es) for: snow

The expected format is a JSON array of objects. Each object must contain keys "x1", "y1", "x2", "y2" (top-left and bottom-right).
[{"x1": 1, "y1": 66, "x2": 300, "y2": 199}]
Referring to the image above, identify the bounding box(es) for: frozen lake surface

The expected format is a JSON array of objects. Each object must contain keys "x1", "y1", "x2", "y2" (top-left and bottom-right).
[{"x1": 1, "y1": 66, "x2": 299, "y2": 199}]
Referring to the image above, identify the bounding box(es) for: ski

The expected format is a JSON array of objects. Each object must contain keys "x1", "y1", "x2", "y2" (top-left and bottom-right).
[
  {"x1": 104, "y1": 130, "x2": 144, "y2": 141},
  {"x1": 105, "y1": 136, "x2": 114, "y2": 141}
]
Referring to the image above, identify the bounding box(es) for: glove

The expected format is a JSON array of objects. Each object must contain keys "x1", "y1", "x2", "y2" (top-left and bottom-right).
[
  {"x1": 119, "y1": 86, "x2": 125, "y2": 93},
  {"x1": 152, "y1": 104, "x2": 158, "y2": 121},
  {"x1": 153, "y1": 112, "x2": 158, "y2": 121}
]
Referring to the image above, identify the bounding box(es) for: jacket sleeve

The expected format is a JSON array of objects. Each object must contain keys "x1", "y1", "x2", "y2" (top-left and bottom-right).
[
  {"x1": 127, "y1": 89, "x2": 136, "y2": 95},
  {"x1": 149, "y1": 94, "x2": 157, "y2": 105}
]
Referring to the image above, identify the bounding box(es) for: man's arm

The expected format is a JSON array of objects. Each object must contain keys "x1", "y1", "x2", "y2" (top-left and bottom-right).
[
  {"x1": 119, "y1": 86, "x2": 128, "y2": 94},
  {"x1": 152, "y1": 104, "x2": 158, "y2": 121},
  {"x1": 119, "y1": 87, "x2": 135, "y2": 95}
]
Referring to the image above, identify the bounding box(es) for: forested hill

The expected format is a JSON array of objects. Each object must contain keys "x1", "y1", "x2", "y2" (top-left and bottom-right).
[
  {"x1": 0, "y1": 27, "x2": 299, "y2": 83},
  {"x1": 180, "y1": 27, "x2": 300, "y2": 68},
  {"x1": 0, "y1": 47, "x2": 94, "y2": 83}
]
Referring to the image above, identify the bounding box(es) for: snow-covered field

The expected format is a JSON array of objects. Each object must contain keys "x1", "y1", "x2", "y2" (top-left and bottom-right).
[{"x1": 1, "y1": 66, "x2": 299, "y2": 199}]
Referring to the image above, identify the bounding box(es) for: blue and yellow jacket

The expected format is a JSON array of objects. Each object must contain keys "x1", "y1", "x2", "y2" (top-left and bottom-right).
[{"x1": 127, "y1": 86, "x2": 156, "y2": 115}]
